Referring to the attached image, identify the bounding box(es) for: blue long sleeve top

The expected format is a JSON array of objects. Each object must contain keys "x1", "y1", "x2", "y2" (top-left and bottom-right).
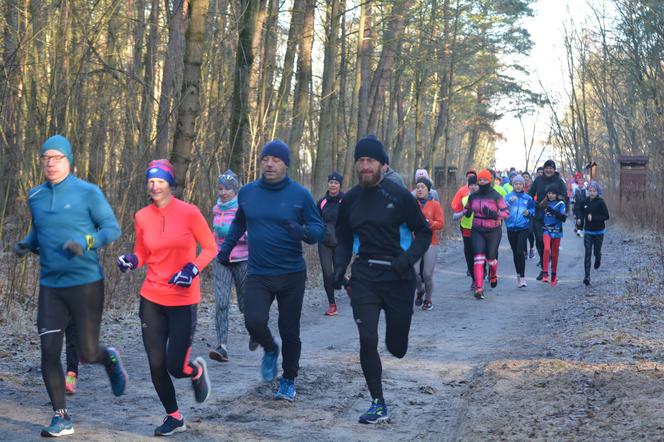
[
  {"x1": 21, "y1": 174, "x2": 121, "y2": 287},
  {"x1": 505, "y1": 191, "x2": 535, "y2": 230},
  {"x1": 220, "y1": 176, "x2": 325, "y2": 276}
]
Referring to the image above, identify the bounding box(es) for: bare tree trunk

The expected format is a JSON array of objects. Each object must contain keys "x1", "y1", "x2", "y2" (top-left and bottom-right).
[
  {"x1": 140, "y1": 0, "x2": 160, "y2": 152},
  {"x1": 273, "y1": 0, "x2": 304, "y2": 140},
  {"x1": 287, "y1": 0, "x2": 314, "y2": 180},
  {"x1": 255, "y1": 0, "x2": 278, "y2": 150},
  {"x1": 366, "y1": 0, "x2": 414, "y2": 135},
  {"x1": 356, "y1": 0, "x2": 371, "y2": 138},
  {"x1": 170, "y1": 0, "x2": 209, "y2": 195},
  {"x1": 155, "y1": 0, "x2": 188, "y2": 157},
  {"x1": 228, "y1": 0, "x2": 260, "y2": 178},
  {"x1": 48, "y1": 0, "x2": 72, "y2": 134},
  {"x1": 314, "y1": 0, "x2": 342, "y2": 196}
]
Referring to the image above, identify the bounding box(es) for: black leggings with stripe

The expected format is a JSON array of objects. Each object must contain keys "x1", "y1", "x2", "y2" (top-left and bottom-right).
[
  {"x1": 37, "y1": 280, "x2": 113, "y2": 411},
  {"x1": 139, "y1": 297, "x2": 198, "y2": 414}
]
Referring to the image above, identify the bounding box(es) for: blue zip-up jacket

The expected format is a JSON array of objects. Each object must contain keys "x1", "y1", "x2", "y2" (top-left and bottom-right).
[
  {"x1": 20, "y1": 174, "x2": 121, "y2": 288},
  {"x1": 543, "y1": 199, "x2": 566, "y2": 239},
  {"x1": 220, "y1": 176, "x2": 325, "y2": 276},
  {"x1": 505, "y1": 191, "x2": 535, "y2": 230}
]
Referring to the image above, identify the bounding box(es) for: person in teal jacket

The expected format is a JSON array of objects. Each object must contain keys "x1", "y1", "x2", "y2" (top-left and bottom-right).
[
  {"x1": 13, "y1": 134, "x2": 128, "y2": 437},
  {"x1": 504, "y1": 175, "x2": 535, "y2": 287}
]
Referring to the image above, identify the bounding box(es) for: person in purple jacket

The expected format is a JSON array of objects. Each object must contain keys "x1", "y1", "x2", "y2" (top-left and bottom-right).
[{"x1": 209, "y1": 170, "x2": 251, "y2": 363}]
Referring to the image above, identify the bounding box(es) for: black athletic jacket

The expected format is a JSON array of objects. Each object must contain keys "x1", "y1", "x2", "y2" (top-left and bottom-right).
[
  {"x1": 334, "y1": 178, "x2": 432, "y2": 281},
  {"x1": 580, "y1": 196, "x2": 610, "y2": 232},
  {"x1": 317, "y1": 192, "x2": 344, "y2": 247},
  {"x1": 528, "y1": 172, "x2": 568, "y2": 219}
]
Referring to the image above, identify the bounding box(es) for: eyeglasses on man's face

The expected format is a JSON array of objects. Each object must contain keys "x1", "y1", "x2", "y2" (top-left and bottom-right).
[{"x1": 39, "y1": 154, "x2": 67, "y2": 164}]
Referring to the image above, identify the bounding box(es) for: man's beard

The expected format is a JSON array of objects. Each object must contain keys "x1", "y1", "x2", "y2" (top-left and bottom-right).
[{"x1": 357, "y1": 168, "x2": 382, "y2": 188}]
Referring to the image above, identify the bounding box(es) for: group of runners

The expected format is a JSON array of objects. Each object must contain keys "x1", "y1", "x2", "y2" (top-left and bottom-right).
[
  {"x1": 449, "y1": 162, "x2": 609, "y2": 299},
  {"x1": 13, "y1": 133, "x2": 609, "y2": 437}
]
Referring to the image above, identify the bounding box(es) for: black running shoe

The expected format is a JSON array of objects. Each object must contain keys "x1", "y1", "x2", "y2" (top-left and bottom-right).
[
  {"x1": 249, "y1": 337, "x2": 259, "y2": 352},
  {"x1": 536, "y1": 271, "x2": 544, "y2": 281},
  {"x1": 209, "y1": 345, "x2": 229, "y2": 362},
  {"x1": 594, "y1": 256, "x2": 601, "y2": 269},
  {"x1": 155, "y1": 416, "x2": 186, "y2": 436},
  {"x1": 191, "y1": 357, "x2": 211, "y2": 403},
  {"x1": 583, "y1": 277, "x2": 590, "y2": 286}
]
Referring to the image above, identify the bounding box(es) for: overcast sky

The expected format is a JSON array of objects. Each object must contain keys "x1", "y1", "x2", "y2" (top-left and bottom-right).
[{"x1": 493, "y1": 0, "x2": 600, "y2": 171}]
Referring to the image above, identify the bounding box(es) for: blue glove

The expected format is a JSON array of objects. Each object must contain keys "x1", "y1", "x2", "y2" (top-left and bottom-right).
[
  {"x1": 117, "y1": 254, "x2": 138, "y2": 272},
  {"x1": 217, "y1": 251, "x2": 231, "y2": 267},
  {"x1": 287, "y1": 222, "x2": 308, "y2": 241},
  {"x1": 168, "y1": 262, "x2": 199, "y2": 287}
]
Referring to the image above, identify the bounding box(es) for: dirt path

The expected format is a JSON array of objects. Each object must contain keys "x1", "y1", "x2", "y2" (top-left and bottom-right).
[{"x1": 0, "y1": 225, "x2": 585, "y2": 441}]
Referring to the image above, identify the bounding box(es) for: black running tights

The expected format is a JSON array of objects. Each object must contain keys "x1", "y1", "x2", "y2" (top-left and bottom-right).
[{"x1": 37, "y1": 280, "x2": 112, "y2": 411}]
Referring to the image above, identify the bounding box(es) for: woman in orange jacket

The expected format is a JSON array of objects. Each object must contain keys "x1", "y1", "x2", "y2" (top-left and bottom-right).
[
  {"x1": 116, "y1": 159, "x2": 217, "y2": 436},
  {"x1": 413, "y1": 176, "x2": 445, "y2": 310}
]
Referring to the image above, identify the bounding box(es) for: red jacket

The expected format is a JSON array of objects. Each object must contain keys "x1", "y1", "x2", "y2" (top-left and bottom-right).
[
  {"x1": 134, "y1": 197, "x2": 216, "y2": 306},
  {"x1": 451, "y1": 185, "x2": 469, "y2": 213},
  {"x1": 419, "y1": 198, "x2": 445, "y2": 245}
]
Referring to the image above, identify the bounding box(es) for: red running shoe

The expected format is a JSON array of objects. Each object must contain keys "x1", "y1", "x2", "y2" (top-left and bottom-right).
[{"x1": 324, "y1": 304, "x2": 338, "y2": 316}]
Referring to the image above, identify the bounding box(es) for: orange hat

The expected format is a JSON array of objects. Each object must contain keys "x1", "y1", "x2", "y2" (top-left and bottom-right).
[{"x1": 477, "y1": 169, "x2": 492, "y2": 182}]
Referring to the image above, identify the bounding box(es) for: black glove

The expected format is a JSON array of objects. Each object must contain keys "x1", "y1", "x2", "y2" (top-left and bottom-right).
[
  {"x1": 482, "y1": 206, "x2": 498, "y2": 220},
  {"x1": 287, "y1": 222, "x2": 308, "y2": 241},
  {"x1": 332, "y1": 267, "x2": 345, "y2": 289},
  {"x1": 217, "y1": 251, "x2": 231, "y2": 267},
  {"x1": 553, "y1": 211, "x2": 566, "y2": 221},
  {"x1": 63, "y1": 240, "x2": 84, "y2": 256},
  {"x1": 391, "y1": 254, "x2": 412, "y2": 278},
  {"x1": 13, "y1": 243, "x2": 30, "y2": 258}
]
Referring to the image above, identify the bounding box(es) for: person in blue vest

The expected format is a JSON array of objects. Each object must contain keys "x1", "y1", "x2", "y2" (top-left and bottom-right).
[
  {"x1": 217, "y1": 140, "x2": 325, "y2": 402},
  {"x1": 13, "y1": 134, "x2": 127, "y2": 437},
  {"x1": 504, "y1": 175, "x2": 535, "y2": 287}
]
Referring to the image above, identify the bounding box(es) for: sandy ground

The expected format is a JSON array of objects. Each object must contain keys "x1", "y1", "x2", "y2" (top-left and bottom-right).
[{"x1": 0, "y1": 220, "x2": 654, "y2": 441}]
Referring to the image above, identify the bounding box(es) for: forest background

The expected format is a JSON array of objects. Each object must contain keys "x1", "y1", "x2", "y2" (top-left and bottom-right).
[{"x1": 1, "y1": 0, "x2": 662, "y2": 305}]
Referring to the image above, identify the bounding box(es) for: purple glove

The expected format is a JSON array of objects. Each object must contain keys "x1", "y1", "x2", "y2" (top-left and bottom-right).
[
  {"x1": 286, "y1": 222, "x2": 308, "y2": 241},
  {"x1": 168, "y1": 262, "x2": 199, "y2": 287},
  {"x1": 117, "y1": 254, "x2": 138, "y2": 272}
]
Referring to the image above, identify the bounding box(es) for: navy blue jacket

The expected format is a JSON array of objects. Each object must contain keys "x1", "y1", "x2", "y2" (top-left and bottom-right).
[{"x1": 220, "y1": 176, "x2": 325, "y2": 276}]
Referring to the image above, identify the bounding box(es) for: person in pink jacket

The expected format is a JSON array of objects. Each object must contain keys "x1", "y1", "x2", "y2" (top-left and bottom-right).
[
  {"x1": 463, "y1": 169, "x2": 509, "y2": 299},
  {"x1": 209, "y1": 170, "x2": 251, "y2": 363}
]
